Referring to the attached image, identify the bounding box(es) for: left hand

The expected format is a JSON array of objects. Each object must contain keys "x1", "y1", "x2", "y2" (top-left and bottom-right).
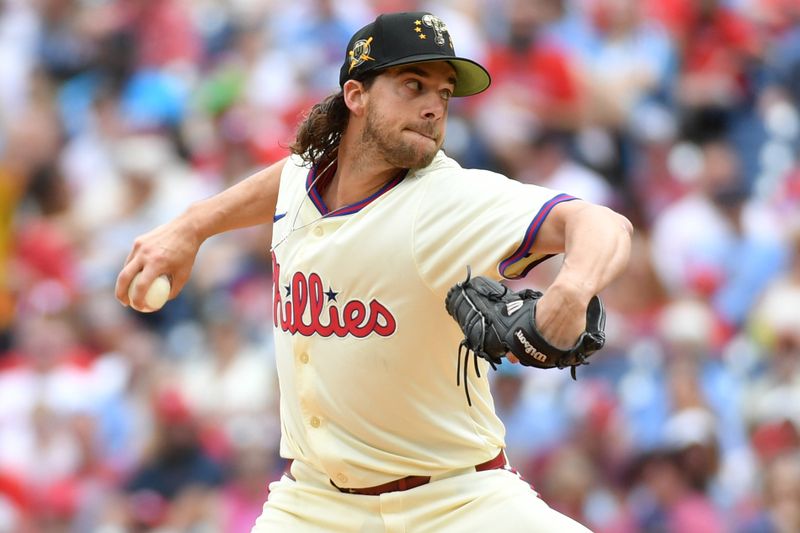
[{"x1": 506, "y1": 281, "x2": 590, "y2": 364}]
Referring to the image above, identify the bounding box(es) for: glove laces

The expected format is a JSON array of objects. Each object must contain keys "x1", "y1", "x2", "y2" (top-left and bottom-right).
[{"x1": 455, "y1": 267, "x2": 499, "y2": 407}]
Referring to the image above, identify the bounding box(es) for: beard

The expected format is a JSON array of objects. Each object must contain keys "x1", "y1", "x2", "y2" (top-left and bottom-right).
[{"x1": 361, "y1": 105, "x2": 441, "y2": 169}]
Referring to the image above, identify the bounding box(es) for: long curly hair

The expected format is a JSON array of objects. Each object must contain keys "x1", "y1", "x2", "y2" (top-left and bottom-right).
[{"x1": 289, "y1": 73, "x2": 378, "y2": 168}]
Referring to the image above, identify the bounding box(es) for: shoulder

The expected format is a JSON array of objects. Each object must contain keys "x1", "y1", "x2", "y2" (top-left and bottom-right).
[
  {"x1": 414, "y1": 151, "x2": 526, "y2": 190},
  {"x1": 276, "y1": 155, "x2": 311, "y2": 189},
  {"x1": 283, "y1": 154, "x2": 309, "y2": 175},
  {"x1": 411, "y1": 151, "x2": 548, "y2": 200}
]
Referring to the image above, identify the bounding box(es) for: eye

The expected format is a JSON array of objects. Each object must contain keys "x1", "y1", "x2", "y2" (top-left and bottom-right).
[
  {"x1": 440, "y1": 88, "x2": 453, "y2": 101},
  {"x1": 405, "y1": 79, "x2": 422, "y2": 91}
]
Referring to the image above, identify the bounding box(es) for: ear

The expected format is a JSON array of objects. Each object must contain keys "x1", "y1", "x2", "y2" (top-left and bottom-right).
[{"x1": 343, "y1": 79, "x2": 368, "y2": 117}]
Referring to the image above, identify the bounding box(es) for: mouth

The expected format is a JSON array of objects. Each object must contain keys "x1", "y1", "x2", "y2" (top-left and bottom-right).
[{"x1": 406, "y1": 129, "x2": 438, "y2": 143}]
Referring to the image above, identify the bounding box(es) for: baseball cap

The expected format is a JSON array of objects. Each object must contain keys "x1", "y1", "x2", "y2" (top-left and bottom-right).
[{"x1": 339, "y1": 12, "x2": 491, "y2": 97}]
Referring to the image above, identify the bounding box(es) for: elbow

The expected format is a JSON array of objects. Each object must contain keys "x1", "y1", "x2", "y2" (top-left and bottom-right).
[
  {"x1": 589, "y1": 204, "x2": 633, "y2": 238},
  {"x1": 616, "y1": 211, "x2": 634, "y2": 238},
  {"x1": 597, "y1": 206, "x2": 634, "y2": 261},
  {"x1": 611, "y1": 211, "x2": 634, "y2": 260},
  {"x1": 613, "y1": 211, "x2": 634, "y2": 269}
]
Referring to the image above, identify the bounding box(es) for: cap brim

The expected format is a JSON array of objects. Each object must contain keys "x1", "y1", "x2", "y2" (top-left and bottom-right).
[{"x1": 377, "y1": 54, "x2": 491, "y2": 97}]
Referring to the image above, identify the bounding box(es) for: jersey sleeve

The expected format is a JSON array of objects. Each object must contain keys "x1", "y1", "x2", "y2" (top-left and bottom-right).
[{"x1": 412, "y1": 162, "x2": 576, "y2": 295}]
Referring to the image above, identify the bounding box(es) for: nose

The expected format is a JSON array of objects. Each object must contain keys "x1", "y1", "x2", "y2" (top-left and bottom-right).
[{"x1": 420, "y1": 93, "x2": 447, "y2": 121}]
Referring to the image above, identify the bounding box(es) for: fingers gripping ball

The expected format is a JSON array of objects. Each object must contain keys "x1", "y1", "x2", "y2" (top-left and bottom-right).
[{"x1": 128, "y1": 273, "x2": 171, "y2": 312}]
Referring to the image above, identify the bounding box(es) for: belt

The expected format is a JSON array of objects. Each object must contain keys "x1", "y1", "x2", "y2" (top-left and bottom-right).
[{"x1": 284, "y1": 450, "x2": 507, "y2": 496}]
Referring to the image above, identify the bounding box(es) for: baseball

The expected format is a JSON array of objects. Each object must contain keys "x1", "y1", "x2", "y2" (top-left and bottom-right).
[{"x1": 128, "y1": 273, "x2": 171, "y2": 312}]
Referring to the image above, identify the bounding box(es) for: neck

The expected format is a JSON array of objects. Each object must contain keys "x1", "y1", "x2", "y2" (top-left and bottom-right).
[{"x1": 321, "y1": 130, "x2": 404, "y2": 211}]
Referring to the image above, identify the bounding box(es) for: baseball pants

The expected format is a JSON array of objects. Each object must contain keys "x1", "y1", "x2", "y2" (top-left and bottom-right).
[{"x1": 252, "y1": 457, "x2": 592, "y2": 532}]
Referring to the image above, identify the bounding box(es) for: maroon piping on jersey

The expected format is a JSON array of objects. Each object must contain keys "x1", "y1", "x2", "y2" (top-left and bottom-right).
[{"x1": 498, "y1": 193, "x2": 576, "y2": 279}]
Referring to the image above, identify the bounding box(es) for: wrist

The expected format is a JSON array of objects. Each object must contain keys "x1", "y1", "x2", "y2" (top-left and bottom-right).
[
  {"x1": 547, "y1": 275, "x2": 595, "y2": 307},
  {"x1": 180, "y1": 203, "x2": 212, "y2": 246}
]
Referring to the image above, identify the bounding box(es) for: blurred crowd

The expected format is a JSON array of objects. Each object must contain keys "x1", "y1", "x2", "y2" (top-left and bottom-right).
[{"x1": 1, "y1": 0, "x2": 800, "y2": 531}]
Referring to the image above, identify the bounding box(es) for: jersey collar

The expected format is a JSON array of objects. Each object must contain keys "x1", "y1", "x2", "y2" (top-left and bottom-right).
[{"x1": 306, "y1": 159, "x2": 407, "y2": 217}]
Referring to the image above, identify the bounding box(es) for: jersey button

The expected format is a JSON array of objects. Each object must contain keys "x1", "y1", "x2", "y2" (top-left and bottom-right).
[
  {"x1": 336, "y1": 473, "x2": 348, "y2": 484},
  {"x1": 310, "y1": 416, "x2": 321, "y2": 428},
  {"x1": 299, "y1": 353, "x2": 309, "y2": 364},
  {"x1": 313, "y1": 226, "x2": 323, "y2": 237}
]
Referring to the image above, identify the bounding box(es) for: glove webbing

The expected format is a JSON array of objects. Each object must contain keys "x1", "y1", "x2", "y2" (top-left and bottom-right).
[
  {"x1": 569, "y1": 360, "x2": 581, "y2": 380},
  {"x1": 454, "y1": 276, "x2": 502, "y2": 407}
]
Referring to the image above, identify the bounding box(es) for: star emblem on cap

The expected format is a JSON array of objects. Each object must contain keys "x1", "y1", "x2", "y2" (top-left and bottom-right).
[{"x1": 419, "y1": 34, "x2": 426, "y2": 39}]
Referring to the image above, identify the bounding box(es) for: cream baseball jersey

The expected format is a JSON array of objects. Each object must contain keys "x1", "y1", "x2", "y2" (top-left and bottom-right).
[{"x1": 270, "y1": 151, "x2": 574, "y2": 489}]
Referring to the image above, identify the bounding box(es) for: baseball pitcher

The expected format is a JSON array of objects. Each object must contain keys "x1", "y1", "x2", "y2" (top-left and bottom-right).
[{"x1": 118, "y1": 11, "x2": 632, "y2": 533}]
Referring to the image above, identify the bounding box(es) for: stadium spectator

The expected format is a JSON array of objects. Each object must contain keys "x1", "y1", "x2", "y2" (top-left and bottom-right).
[{"x1": 2, "y1": 1, "x2": 800, "y2": 529}]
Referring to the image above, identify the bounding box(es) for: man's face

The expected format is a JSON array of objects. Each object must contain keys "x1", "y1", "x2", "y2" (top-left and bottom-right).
[{"x1": 360, "y1": 61, "x2": 456, "y2": 169}]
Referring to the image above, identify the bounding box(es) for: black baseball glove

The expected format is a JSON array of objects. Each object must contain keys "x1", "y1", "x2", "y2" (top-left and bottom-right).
[{"x1": 445, "y1": 267, "x2": 606, "y2": 405}]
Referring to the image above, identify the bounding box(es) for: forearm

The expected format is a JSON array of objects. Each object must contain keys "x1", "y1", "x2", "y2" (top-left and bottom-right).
[
  {"x1": 185, "y1": 159, "x2": 285, "y2": 244},
  {"x1": 116, "y1": 158, "x2": 285, "y2": 307},
  {"x1": 525, "y1": 203, "x2": 631, "y2": 350},
  {"x1": 551, "y1": 204, "x2": 633, "y2": 302}
]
